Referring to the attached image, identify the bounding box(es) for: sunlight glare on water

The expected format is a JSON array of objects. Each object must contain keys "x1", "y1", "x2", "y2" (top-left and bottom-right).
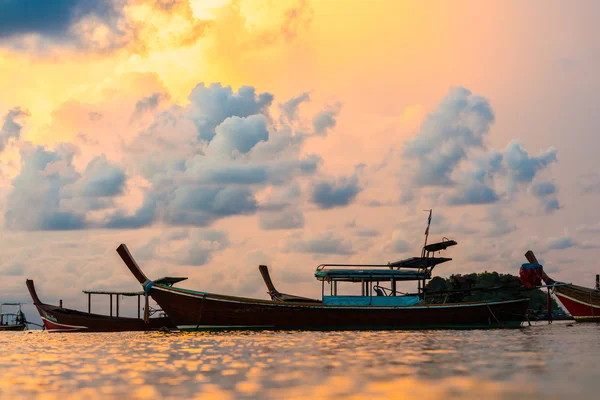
[{"x1": 1, "y1": 322, "x2": 599, "y2": 399}]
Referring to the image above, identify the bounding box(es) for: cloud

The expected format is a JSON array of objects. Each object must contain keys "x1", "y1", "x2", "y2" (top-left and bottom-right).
[
  {"x1": 174, "y1": 230, "x2": 230, "y2": 266},
  {"x1": 4, "y1": 144, "x2": 86, "y2": 231},
  {"x1": 187, "y1": 83, "x2": 274, "y2": 142},
  {"x1": 504, "y1": 140, "x2": 557, "y2": 186},
  {"x1": 529, "y1": 181, "x2": 560, "y2": 213},
  {"x1": 4, "y1": 142, "x2": 128, "y2": 230},
  {"x1": 446, "y1": 182, "x2": 499, "y2": 205},
  {"x1": 259, "y1": 209, "x2": 304, "y2": 230},
  {"x1": 546, "y1": 235, "x2": 576, "y2": 251},
  {"x1": 355, "y1": 229, "x2": 380, "y2": 237},
  {"x1": 0, "y1": 0, "x2": 211, "y2": 53},
  {"x1": 279, "y1": 92, "x2": 310, "y2": 121},
  {"x1": 576, "y1": 222, "x2": 600, "y2": 234},
  {"x1": 311, "y1": 174, "x2": 361, "y2": 209},
  {"x1": 578, "y1": 173, "x2": 600, "y2": 194},
  {"x1": 312, "y1": 102, "x2": 342, "y2": 135},
  {"x1": 136, "y1": 229, "x2": 230, "y2": 266},
  {"x1": 206, "y1": 114, "x2": 269, "y2": 156},
  {"x1": 287, "y1": 232, "x2": 355, "y2": 255},
  {"x1": 403, "y1": 87, "x2": 495, "y2": 187},
  {"x1": 78, "y1": 155, "x2": 126, "y2": 197},
  {"x1": 0, "y1": 1, "x2": 120, "y2": 39},
  {"x1": 0, "y1": 107, "x2": 28, "y2": 153},
  {"x1": 485, "y1": 208, "x2": 517, "y2": 238},
  {"x1": 131, "y1": 92, "x2": 169, "y2": 120}
]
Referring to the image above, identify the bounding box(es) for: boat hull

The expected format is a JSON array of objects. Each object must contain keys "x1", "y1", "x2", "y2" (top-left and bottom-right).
[
  {"x1": 554, "y1": 285, "x2": 600, "y2": 322},
  {"x1": 0, "y1": 324, "x2": 26, "y2": 331},
  {"x1": 26, "y1": 279, "x2": 175, "y2": 333},
  {"x1": 33, "y1": 303, "x2": 174, "y2": 333},
  {"x1": 148, "y1": 285, "x2": 529, "y2": 331}
]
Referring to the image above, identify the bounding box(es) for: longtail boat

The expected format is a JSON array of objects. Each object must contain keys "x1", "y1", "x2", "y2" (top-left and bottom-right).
[
  {"x1": 117, "y1": 237, "x2": 530, "y2": 331},
  {"x1": 0, "y1": 303, "x2": 27, "y2": 331},
  {"x1": 524, "y1": 251, "x2": 600, "y2": 322},
  {"x1": 26, "y1": 279, "x2": 181, "y2": 332}
]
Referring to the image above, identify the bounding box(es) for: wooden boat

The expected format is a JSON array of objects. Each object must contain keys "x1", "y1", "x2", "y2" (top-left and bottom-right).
[
  {"x1": 117, "y1": 238, "x2": 530, "y2": 331},
  {"x1": 0, "y1": 303, "x2": 27, "y2": 331},
  {"x1": 525, "y1": 251, "x2": 600, "y2": 322},
  {"x1": 26, "y1": 279, "x2": 181, "y2": 332}
]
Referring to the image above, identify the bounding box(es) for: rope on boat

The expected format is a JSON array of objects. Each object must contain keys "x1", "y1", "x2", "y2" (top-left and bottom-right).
[{"x1": 486, "y1": 304, "x2": 502, "y2": 326}]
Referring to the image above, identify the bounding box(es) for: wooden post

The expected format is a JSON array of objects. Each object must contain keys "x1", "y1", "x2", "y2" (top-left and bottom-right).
[
  {"x1": 88, "y1": 293, "x2": 91, "y2": 314},
  {"x1": 116, "y1": 295, "x2": 119, "y2": 318},
  {"x1": 110, "y1": 294, "x2": 113, "y2": 317},
  {"x1": 391, "y1": 279, "x2": 396, "y2": 296},
  {"x1": 59, "y1": 299, "x2": 63, "y2": 308},
  {"x1": 144, "y1": 293, "x2": 150, "y2": 323},
  {"x1": 137, "y1": 295, "x2": 141, "y2": 319},
  {"x1": 596, "y1": 274, "x2": 599, "y2": 290}
]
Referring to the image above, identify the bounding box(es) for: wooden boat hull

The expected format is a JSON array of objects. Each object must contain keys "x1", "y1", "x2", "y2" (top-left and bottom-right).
[
  {"x1": 554, "y1": 284, "x2": 600, "y2": 322},
  {"x1": 148, "y1": 284, "x2": 529, "y2": 331},
  {"x1": 0, "y1": 324, "x2": 26, "y2": 331},
  {"x1": 26, "y1": 280, "x2": 175, "y2": 333}
]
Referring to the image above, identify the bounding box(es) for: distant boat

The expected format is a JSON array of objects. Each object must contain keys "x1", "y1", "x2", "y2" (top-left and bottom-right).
[
  {"x1": 117, "y1": 238, "x2": 530, "y2": 332},
  {"x1": 26, "y1": 279, "x2": 180, "y2": 333},
  {"x1": 524, "y1": 251, "x2": 600, "y2": 322},
  {"x1": 0, "y1": 303, "x2": 27, "y2": 331}
]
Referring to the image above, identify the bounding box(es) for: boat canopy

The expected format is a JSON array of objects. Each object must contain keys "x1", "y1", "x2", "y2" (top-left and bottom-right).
[
  {"x1": 82, "y1": 290, "x2": 145, "y2": 296},
  {"x1": 82, "y1": 277, "x2": 187, "y2": 296},
  {"x1": 423, "y1": 239, "x2": 457, "y2": 253},
  {"x1": 387, "y1": 257, "x2": 452, "y2": 269},
  {"x1": 315, "y1": 268, "x2": 430, "y2": 282}
]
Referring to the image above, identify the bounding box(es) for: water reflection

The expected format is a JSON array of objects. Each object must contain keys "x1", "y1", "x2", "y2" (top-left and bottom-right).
[{"x1": 1, "y1": 322, "x2": 598, "y2": 399}]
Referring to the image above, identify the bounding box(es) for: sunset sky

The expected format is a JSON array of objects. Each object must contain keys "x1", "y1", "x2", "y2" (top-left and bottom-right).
[{"x1": 1, "y1": 0, "x2": 599, "y2": 320}]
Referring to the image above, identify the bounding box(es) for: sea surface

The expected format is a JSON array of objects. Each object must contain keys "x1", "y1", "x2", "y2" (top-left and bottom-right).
[{"x1": 1, "y1": 321, "x2": 599, "y2": 399}]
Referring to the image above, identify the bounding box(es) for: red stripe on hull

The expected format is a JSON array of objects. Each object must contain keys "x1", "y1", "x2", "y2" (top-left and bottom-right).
[
  {"x1": 555, "y1": 293, "x2": 600, "y2": 321},
  {"x1": 42, "y1": 318, "x2": 88, "y2": 332}
]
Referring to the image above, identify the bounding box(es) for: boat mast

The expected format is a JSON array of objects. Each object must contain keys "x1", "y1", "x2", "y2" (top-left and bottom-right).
[{"x1": 419, "y1": 209, "x2": 433, "y2": 296}]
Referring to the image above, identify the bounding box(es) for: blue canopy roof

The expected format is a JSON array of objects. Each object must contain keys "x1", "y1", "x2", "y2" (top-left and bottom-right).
[{"x1": 315, "y1": 269, "x2": 430, "y2": 282}]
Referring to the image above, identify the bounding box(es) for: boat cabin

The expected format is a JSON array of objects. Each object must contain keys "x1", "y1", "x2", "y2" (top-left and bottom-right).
[
  {"x1": 314, "y1": 239, "x2": 457, "y2": 306},
  {"x1": 0, "y1": 303, "x2": 26, "y2": 329},
  {"x1": 81, "y1": 277, "x2": 187, "y2": 319}
]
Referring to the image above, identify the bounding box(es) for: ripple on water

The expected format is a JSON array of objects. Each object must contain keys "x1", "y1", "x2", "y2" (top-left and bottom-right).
[{"x1": 0, "y1": 323, "x2": 599, "y2": 399}]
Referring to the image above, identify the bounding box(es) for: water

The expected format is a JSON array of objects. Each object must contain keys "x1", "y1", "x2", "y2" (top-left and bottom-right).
[{"x1": 1, "y1": 321, "x2": 599, "y2": 399}]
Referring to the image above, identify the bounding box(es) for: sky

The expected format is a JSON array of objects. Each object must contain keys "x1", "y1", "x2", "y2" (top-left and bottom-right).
[{"x1": 1, "y1": 0, "x2": 599, "y2": 322}]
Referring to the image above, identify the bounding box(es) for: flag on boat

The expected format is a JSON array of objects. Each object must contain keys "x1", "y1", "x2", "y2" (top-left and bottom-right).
[{"x1": 424, "y1": 209, "x2": 432, "y2": 235}]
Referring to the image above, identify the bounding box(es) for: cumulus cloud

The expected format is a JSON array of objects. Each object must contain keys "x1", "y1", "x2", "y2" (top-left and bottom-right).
[
  {"x1": 187, "y1": 83, "x2": 274, "y2": 142},
  {"x1": 2, "y1": 82, "x2": 338, "y2": 232},
  {"x1": 0, "y1": 107, "x2": 28, "y2": 153},
  {"x1": 0, "y1": 0, "x2": 211, "y2": 53},
  {"x1": 504, "y1": 141, "x2": 557, "y2": 186},
  {"x1": 312, "y1": 102, "x2": 342, "y2": 135},
  {"x1": 403, "y1": 87, "x2": 495, "y2": 187},
  {"x1": 0, "y1": 0, "x2": 120, "y2": 39},
  {"x1": 311, "y1": 174, "x2": 361, "y2": 209},
  {"x1": 287, "y1": 232, "x2": 355, "y2": 255},
  {"x1": 577, "y1": 173, "x2": 600, "y2": 194},
  {"x1": 529, "y1": 181, "x2": 560, "y2": 213},
  {"x1": 279, "y1": 92, "x2": 310, "y2": 121},
  {"x1": 4, "y1": 143, "x2": 128, "y2": 230},
  {"x1": 131, "y1": 92, "x2": 169, "y2": 120}
]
